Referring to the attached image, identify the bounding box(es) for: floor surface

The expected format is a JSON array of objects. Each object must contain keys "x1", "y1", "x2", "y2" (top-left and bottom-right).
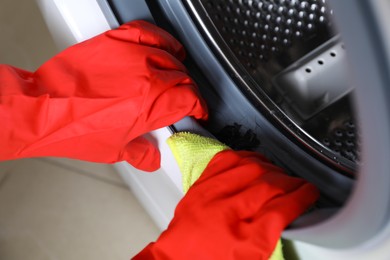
[{"x1": 0, "y1": 159, "x2": 160, "y2": 259}]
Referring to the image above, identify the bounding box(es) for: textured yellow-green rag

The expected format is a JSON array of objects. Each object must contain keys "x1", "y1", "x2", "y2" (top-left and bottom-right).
[
  {"x1": 167, "y1": 132, "x2": 229, "y2": 192},
  {"x1": 166, "y1": 132, "x2": 284, "y2": 260},
  {"x1": 270, "y1": 239, "x2": 284, "y2": 260}
]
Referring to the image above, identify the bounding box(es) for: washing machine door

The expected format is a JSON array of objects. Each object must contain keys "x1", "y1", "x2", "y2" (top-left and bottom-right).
[{"x1": 283, "y1": 1, "x2": 390, "y2": 258}]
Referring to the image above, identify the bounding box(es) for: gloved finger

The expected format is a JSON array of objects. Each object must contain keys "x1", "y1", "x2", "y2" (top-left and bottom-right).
[
  {"x1": 222, "y1": 179, "x2": 288, "y2": 220},
  {"x1": 146, "y1": 48, "x2": 190, "y2": 74},
  {"x1": 228, "y1": 172, "x2": 314, "y2": 220},
  {"x1": 105, "y1": 20, "x2": 186, "y2": 61},
  {"x1": 0, "y1": 65, "x2": 36, "y2": 96},
  {"x1": 34, "y1": 37, "x2": 189, "y2": 99},
  {"x1": 258, "y1": 180, "x2": 319, "y2": 224},
  {"x1": 140, "y1": 82, "x2": 208, "y2": 131},
  {"x1": 249, "y1": 182, "x2": 319, "y2": 244},
  {"x1": 189, "y1": 151, "x2": 274, "y2": 196},
  {"x1": 121, "y1": 136, "x2": 161, "y2": 172}
]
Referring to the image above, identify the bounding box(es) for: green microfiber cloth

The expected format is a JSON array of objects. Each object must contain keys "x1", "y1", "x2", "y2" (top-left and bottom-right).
[
  {"x1": 270, "y1": 239, "x2": 284, "y2": 260},
  {"x1": 167, "y1": 132, "x2": 229, "y2": 192},
  {"x1": 167, "y1": 132, "x2": 284, "y2": 260}
]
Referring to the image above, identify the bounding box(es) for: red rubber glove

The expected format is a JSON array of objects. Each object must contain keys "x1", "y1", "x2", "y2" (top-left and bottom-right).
[
  {"x1": 0, "y1": 20, "x2": 207, "y2": 171},
  {"x1": 134, "y1": 150, "x2": 319, "y2": 259}
]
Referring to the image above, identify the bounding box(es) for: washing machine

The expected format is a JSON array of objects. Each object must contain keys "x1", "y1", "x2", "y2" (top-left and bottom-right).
[{"x1": 37, "y1": 0, "x2": 390, "y2": 259}]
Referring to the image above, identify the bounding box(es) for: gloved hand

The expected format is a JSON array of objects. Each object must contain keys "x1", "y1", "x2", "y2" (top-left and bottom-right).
[
  {"x1": 134, "y1": 134, "x2": 319, "y2": 259},
  {"x1": 0, "y1": 20, "x2": 207, "y2": 171}
]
